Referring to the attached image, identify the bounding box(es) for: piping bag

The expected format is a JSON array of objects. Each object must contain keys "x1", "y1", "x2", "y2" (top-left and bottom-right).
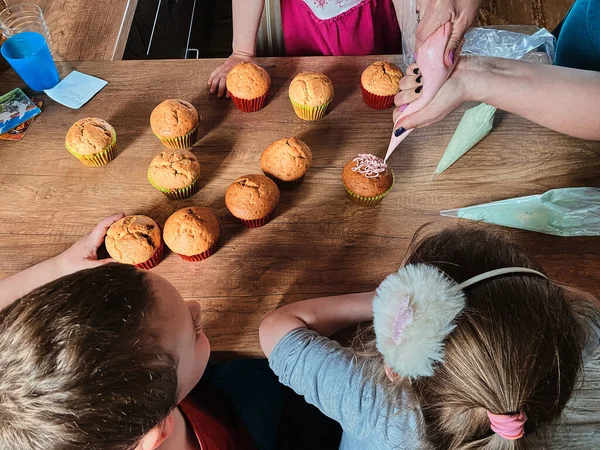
[
  {"x1": 384, "y1": 22, "x2": 455, "y2": 162},
  {"x1": 440, "y1": 188, "x2": 600, "y2": 237}
]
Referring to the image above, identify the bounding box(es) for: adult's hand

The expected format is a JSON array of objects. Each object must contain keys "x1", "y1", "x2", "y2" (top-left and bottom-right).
[
  {"x1": 416, "y1": 0, "x2": 481, "y2": 66},
  {"x1": 393, "y1": 58, "x2": 471, "y2": 131},
  {"x1": 208, "y1": 52, "x2": 256, "y2": 98}
]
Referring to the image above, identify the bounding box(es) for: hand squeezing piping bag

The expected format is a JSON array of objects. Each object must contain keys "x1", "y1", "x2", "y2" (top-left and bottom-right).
[{"x1": 384, "y1": 22, "x2": 455, "y2": 162}]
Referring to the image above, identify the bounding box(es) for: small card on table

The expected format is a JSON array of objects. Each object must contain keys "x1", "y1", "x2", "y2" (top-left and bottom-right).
[
  {"x1": 0, "y1": 99, "x2": 44, "y2": 141},
  {"x1": 44, "y1": 70, "x2": 108, "y2": 109},
  {"x1": 0, "y1": 88, "x2": 42, "y2": 134}
]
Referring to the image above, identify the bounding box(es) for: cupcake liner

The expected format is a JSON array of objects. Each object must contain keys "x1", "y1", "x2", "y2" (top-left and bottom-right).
[
  {"x1": 360, "y1": 82, "x2": 396, "y2": 110},
  {"x1": 290, "y1": 98, "x2": 332, "y2": 121},
  {"x1": 264, "y1": 173, "x2": 305, "y2": 190},
  {"x1": 228, "y1": 91, "x2": 269, "y2": 112},
  {"x1": 66, "y1": 131, "x2": 117, "y2": 167},
  {"x1": 135, "y1": 242, "x2": 164, "y2": 270},
  {"x1": 155, "y1": 124, "x2": 198, "y2": 149},
  {"x1": 238, "y1": 212, "x2": 273, "y2": 228},
  {"x1": 148, "y1": 171, "x2": 200, "y2": 200},
  {"x1": 344, "y1": 171, "x2": 395, "y2": 207},
  {"x1": 177, "y1": 242, "x2": 218, "y2": 262}
]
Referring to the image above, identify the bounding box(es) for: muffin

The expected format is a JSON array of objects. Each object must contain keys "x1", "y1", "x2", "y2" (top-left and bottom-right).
[
  {"x1": 150, "y1": 99, "x2": 199, "y2": 149},
  {"x1": 65, "y1": 118, "x2": 116, "y2": 166},
  {"x1": 226, "y1": 62, "x2": 271, "y2": 112},
  {"x1": 147, "y1": 149, "x2": 201, "y2": 199},
  {"x1": 360, "y1": 62, "x2": 403, "y2": 110},
  {"x1": 288, "y1": 72, "x2": 334, "y2": 121},
  {"x1": 105, "y1": 215, "x2": 164, "y2": 270},
  {"x1": 225, "y1": 174, "x2": 280, "y2": 228},
  {"x1": 342, "y1": 154, "x2": 395, "y2": 206},
  {"x1": 260, "y1": 137, "x2": 312, "y2": 189},
  {"x1": 163, "y1": 207, "x2": 220, "y2": 262}
]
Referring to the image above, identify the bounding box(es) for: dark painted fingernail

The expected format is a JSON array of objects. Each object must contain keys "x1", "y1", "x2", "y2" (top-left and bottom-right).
[
  {"x1": 449, "y1": 50, "x2": 455, "y2": 64},
  {"x1": 415, "y1": 86, "x2": 422, "y2": 94},
  {"x1": 413, "y1": 68, "x2": 419, "y2": 75},
  {"x1": 416, "y1": 75, "x2": 422, "y2": 83},
  {"x1": 394, "y1": 127, "x2": 406, "y2": 137}
]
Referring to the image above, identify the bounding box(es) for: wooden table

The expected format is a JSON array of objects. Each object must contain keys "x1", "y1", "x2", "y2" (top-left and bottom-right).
[
  {"x1": 0, "y1": 56, "x2": 599, "y2": 447},
  {"x1": 6, "y1": 0, "x2": 138, "y2": 61}
]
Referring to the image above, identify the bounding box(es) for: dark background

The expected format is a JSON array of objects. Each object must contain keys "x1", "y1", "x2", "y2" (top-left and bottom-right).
[{"x1": 122, "y1": 0, "x2": 572, "y2": 60}]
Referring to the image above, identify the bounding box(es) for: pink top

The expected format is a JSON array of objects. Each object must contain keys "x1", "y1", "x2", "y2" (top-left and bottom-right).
[{"x1": 281, "y1": 0, "x2": 402, "y2": 56}]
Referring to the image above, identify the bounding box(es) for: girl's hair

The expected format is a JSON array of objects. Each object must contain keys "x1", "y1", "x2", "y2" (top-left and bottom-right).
[
  {"x1": 354, "y1": 226, "x2": 598, "y2": 450},
  {"x1": 0, "y1": 263, "x2": 178, "y2": 450}
]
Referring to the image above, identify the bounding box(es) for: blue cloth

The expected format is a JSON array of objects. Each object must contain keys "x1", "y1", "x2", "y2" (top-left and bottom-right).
[
  {"x1": 554, "y1": 0, "x2": 600, "y2": 71},
  {"x1": 268, "y1": 328, "x2": 425, "y2": 450}
]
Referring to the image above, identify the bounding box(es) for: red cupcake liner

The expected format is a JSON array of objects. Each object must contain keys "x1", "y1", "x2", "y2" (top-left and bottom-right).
[
  {"x1": 228, "y1": 91, "x2": 269, "y2": 112},
  {"x1": 238, "y1": 213, "x2": 273, "y2": 228},
  {"x1": 360, "y1": 83, "x2": 396, "y2": 110},
  {"x1": 135, "y1": 242, "x2": 164, "y2": 270},
  {"x1": 177, "y1": 242, "x2": 217, "y2": 262}
]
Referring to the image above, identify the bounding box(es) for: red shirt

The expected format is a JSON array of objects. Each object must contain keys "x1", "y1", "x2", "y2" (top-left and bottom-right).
[{"x1": 178, "y1": 386, "x2": 257, "y2": 450}]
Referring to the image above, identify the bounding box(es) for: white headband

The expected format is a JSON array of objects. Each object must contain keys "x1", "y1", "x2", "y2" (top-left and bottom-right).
[{"x1": 373, "y1": 265, "x2": 548, "y2": 379}]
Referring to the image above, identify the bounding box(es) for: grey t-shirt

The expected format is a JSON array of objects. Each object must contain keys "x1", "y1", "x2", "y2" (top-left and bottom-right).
[
  {"x1": 269, "y1": 325, "x2": 600, "y2": 450},
  {"x1": 268, "y1": 328, "x2": 427, "y2": 450}
]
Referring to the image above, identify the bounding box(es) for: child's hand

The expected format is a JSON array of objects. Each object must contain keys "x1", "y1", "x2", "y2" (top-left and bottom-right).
[
  {"x1": 54, "y1": 213, "x2": 125, "y2": 277},
  {"x1": 416, "y1": 0, "x2": 481, "y2": 66},
  {"x1": 208, "y1": 52, "x2": 256, "y2": 98}
]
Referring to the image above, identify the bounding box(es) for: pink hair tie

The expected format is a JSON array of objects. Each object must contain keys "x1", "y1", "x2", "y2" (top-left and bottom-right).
[{"x1": 487, "y1": 411, "x2": 527, "y2": 440}]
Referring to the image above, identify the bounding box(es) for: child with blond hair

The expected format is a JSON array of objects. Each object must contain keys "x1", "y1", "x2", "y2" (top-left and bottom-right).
[{"x1": 260, "y1": 227, "x2": 600, "y2": 449}]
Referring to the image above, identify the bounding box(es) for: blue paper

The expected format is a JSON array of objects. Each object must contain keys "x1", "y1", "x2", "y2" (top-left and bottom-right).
[
  {"x1": 0, "y1": 88, "x2": 42, "y2": 134},
  {"x1": 44, "y1": 70, "x2": 108, "y2": 109}
]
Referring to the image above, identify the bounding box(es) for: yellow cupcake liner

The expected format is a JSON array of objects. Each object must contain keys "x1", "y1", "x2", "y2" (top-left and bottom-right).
[
  {"x1": 147, "y1": 171, "x2": 200, "y2": 200},
  {"x1": 66, "y1": 131, "x2": 117, "y2": 167},
  {"x1": 290, "y1": 98, "x2": 332, "y2": 121},
  {"x1": 154, "y1": 124, "x2": 198, "y2": 149},
  {"x1": 344, "y1": 171, "x2": 395, "y2": 207}
]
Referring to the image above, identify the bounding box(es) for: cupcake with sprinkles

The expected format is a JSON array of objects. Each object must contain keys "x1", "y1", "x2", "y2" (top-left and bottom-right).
[{"x1": 342, "y1": 154, "x2": 395, "y2": 206}]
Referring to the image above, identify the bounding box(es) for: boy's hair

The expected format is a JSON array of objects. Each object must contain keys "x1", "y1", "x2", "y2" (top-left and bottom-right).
[
  {"x1": 355, "y1": 226, "x2": 598, "y2": 450},
  {"x1": 0, "y1": 263, "x2": 178, "y2": 450}
]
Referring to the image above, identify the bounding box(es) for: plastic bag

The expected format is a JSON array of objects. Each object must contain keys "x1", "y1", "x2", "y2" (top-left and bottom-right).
[
  {"x1": 461, "y1": 26, "x2": 556, "y2": 62},
  {"x1": 440, "y1": 188, "x2": 600, "y2": 237},
  {"x1": 433, "y1": 26, "x2": 556, "y2": 176},
  {"x1": 399, "y1": 0, "x2": 418, "y2": 66},
  {"x1": 434, "y1": 103, "x2": 496, "y2": 177}
]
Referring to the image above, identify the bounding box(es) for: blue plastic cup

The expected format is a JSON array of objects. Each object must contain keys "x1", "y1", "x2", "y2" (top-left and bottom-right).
[{"x1": 1, "y1": 31, "x2": 59, "y2": 91}]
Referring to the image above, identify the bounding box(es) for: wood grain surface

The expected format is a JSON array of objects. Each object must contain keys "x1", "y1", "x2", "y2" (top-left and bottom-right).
[
  {"x1": 6, "y1": 0, "x2": 138, "y2": 61},
  {"x1": 479, "y1": 0, "x2": 572, "y2": 30},
  {"x1": 0, "y1": 56, "x2": 599, "y2": 445}
]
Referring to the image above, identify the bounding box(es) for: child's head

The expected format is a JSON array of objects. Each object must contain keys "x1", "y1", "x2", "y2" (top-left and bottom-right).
[
  {"x1": 359, "y1": 227, "x2": 598, "y2": 449},
  {"x1": 0, "y1": 263, "x2": 210, "y2": 450}
]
